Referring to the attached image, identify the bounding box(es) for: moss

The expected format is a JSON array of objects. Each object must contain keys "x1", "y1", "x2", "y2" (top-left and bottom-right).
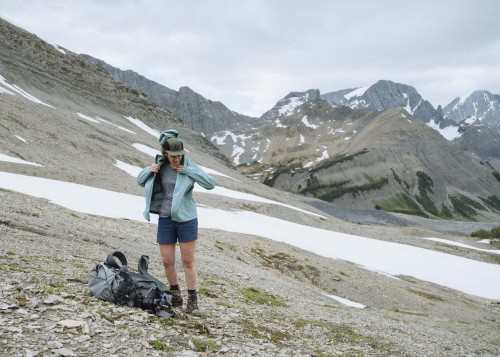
[
  {"x1": 408, "y1": 288, "x2": 445, "y2": 302},
  {"x1": 190, "y1": 337, "x2": 217, "y2": 352},
  {"x1": 150, "y1": 340, "x2": 172, "y2": 353},
  {"x1": 238, "y1": 287, "x2": 286, "y2": 307},
  {"x1": 239, "y1": 319, "x2": 293, "y2": 346},
  {"x1": 293, "y1": 318, "x2": 396, "y2": 354},
  {"x1": 156, "y1": 315, "x2": 210, "y2": 336},
  {"x1": 252, "y1": 248, "x2": 320, "y2": 284}
]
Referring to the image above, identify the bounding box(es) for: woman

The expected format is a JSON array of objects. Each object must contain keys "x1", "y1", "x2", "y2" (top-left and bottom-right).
[{"x1": 137, "y1": 129, "x2": 215, "y2": 315}]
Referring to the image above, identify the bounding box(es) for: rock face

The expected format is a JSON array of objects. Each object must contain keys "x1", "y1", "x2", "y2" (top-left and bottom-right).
[
  {"x1": 322, "y1": 80, "x2": 441, "y2": 124},
  {"x1": 260, "y1": 89, "x2": 322, "y2": 120},
  {"x1": 80, "y1": 54, "x2": 262, "y2": 136},
  {"x1": 444, "y1": 90, "x2": 500, "y2": 130},
  {"x1": 456, "y1": 124, "x2": 500, "y2": 169}
]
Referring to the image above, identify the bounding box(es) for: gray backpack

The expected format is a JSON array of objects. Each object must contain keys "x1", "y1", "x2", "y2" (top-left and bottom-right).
[{"x1": 88, "y1": 251, "x2": 174, "y2": 318}]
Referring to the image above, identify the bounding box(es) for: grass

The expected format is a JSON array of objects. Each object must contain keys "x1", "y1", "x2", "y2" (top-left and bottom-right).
[
  {"x1": 374, "y1": 192, "x2": 428, "y2": 217},
  {"x1": 408, "y1": 288, "x2": 445, "y2": 302},
  {"x1": 471, "y1": 226, "x2": 500, "y2": 239}
]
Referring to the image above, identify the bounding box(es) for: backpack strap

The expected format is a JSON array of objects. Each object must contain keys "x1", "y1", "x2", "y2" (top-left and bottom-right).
[
  {"x1": 138, "y1": 255, "x2": 167, "y2": 292},
  {"x1": 138, "y1": 255, "x2": 149, "y2": 274},
  {"x1": 106, "y1": 251, "x2": 128, "y2": 270}
]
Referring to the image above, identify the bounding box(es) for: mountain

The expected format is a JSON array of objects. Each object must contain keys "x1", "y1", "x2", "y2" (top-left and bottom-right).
[
  {"x1": 227, "y1": 94, "x2": 500, "y2": 219},
  {"x1": 80, "y1": 54, "x2": 262, "y2": 137},
  {"x1": 81, "y1": 54, "x2": 500, "y2": 182},
  {"x1": 260, "y1": 89, "x2": 322, "y2": 120},
  {"x1": 2, "y1": 17, "x2": 500, "y2": 356},
  {"x1": 443, "y1": 90, "x2": 500, "y2": 130},
  {"x1": 322, "y1": 80, "x2": 444, "y2": 125},
  {"x1": 456, "y1": 122, "x2": 500, "y2": 170}
]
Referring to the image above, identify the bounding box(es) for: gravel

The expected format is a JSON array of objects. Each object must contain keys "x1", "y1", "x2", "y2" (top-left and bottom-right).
[{"x1": 1, "y1": 188, "x2": 499, "y2": 357}]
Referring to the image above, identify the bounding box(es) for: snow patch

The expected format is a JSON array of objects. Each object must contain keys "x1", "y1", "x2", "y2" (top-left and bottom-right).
[
  {"x1": 0, "y1": 74, "x2": 54, "y2": 108},
  {"x1": 278, "y1": 97, "x2": 304, "y2": 116},
  {"x1": 125, "y1": 116, "x2": 160, "y2": 138},
  {"x1": 344, "y1": 86, "x2": 369, "y2": 100},
  {"x1": 15, "y1": 135, "x2": 27, "y2": 143},
  {"x1": 0, "y1": 153, "x2": 43, "y2": 167},
  {"x1": 1, "y1": 171, "x2": 500, "y2": 299},
  {"x1": 301, "y1": 116, "x2": 319, "y2": 129},
  {"x1": 426, "y1": 119, "x2": 462, "y2": 141}
]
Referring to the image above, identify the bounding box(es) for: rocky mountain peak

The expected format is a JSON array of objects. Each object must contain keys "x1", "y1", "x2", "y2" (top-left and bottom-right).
[
  {"x1": 322, "y1": 80, "x2": 440, "y2": 124},
  {"x1": 260, "y1": 89, "x2": 321, "y2": 120},
  {"x1": 444, "y1": 90, "x2": 500, "y2": 130}
]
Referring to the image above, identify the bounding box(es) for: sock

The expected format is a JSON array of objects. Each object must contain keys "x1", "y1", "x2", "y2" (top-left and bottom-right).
[
  {"x1": 170, "y1": 284, "x2": 180, "y2": 291},
  {"x1": 188, "y1": 289, "x2": 197, "y2": 295}
]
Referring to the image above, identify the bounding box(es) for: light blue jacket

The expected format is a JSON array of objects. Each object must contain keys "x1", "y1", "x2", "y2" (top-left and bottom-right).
[{"x1": 137, "y1": 130, "x2": 215, "y2": 222}]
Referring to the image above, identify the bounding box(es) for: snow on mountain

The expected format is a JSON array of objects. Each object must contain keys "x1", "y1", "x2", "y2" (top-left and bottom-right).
[
  {"x1": 0, "y1": 73, "x2": 54, "y2": 108},
  {"x1": 261, "y1": 89, "x2": 321, "y2": 120},
  {"x1": 426, "y1": 119, "x2": 462, "y2": 141},
  {"x1": 444, "y1": 90, "x2": 500, "y2": 129}
]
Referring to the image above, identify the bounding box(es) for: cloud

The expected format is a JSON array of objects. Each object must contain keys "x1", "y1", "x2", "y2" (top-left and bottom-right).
[{"x1": 2, "y1": 0, "x2": 500, "y2": 116}]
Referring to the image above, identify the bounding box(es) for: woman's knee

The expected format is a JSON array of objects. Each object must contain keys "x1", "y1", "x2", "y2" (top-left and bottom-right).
[{"x1": 181, "y1": 257, "x2": 196, "y2": 270}]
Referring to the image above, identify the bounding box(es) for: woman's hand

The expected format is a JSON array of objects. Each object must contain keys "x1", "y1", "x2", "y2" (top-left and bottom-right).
[
  {"x1": 151, "y1": 164, "x2": 160, "y2": 173},
  {"x1": 175, "y1": 165, "x2": 184, "y2": 173}
]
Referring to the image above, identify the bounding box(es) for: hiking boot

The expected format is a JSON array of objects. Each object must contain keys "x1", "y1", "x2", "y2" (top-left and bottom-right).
[
  {"x1": 170, "y1": 289, "x2": 183, "y2": 308},
  {"x1": 185, "y1": 293, "x2": 201, "y2": 316}
]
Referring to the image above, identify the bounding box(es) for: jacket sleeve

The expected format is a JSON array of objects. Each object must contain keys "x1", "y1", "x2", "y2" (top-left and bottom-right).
[
  {"x1": 182, "y1": 161, "x2": 215, "y2": 190},
  {"x1": 137, "y1": 166, "x2": 153, "y2": 187}
]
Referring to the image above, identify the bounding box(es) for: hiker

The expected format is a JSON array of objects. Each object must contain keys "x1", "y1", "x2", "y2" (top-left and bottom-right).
[{"x1": 137, "y1": 129, "x2": 215, "y2": 315}]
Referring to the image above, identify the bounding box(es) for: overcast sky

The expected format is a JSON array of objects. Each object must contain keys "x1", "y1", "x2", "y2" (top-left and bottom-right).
[{"x1": 1, "y1": 0, "x2": 500, "y2": 117}]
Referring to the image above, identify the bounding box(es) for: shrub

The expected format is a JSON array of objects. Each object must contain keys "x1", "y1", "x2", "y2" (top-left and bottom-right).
[
  {"x1": 471, "y1": 226, "x2": 500, "y2": 239},
  {"x1": 470, "y1": 229, "x2": 491, "y2": 239}
]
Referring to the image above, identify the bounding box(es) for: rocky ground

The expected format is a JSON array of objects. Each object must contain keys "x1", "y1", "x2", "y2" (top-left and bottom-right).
[{"x1": 1, "y1": 188, "x2": 500, "y2": 357}]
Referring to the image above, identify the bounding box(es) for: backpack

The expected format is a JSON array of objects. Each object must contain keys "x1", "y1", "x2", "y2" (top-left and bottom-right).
[{"x1": 88, "y1": 251, "x2": 175, "y2": 318}]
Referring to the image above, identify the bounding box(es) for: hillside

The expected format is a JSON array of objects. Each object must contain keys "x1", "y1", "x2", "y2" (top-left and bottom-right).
[
  {"x1": 1, "y1": 17, "x2": 500, "y2": 356},
  {"x1": 79, "y1": 54, "x2": 262, "y2": 137}
]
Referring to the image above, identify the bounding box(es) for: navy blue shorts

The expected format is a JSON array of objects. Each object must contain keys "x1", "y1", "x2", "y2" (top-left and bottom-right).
[{"x1": 157, "y1": 217, "x2": 198, "y2": 244}]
